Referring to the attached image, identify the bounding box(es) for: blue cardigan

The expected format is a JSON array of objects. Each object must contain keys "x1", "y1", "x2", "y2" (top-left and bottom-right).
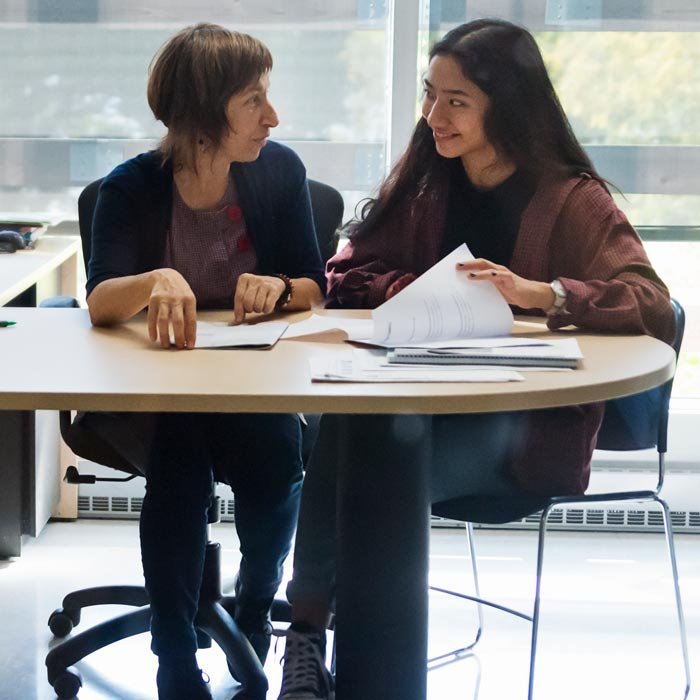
[{"x1": 86, "y1": 141, "x2": 325, "y2": 298}]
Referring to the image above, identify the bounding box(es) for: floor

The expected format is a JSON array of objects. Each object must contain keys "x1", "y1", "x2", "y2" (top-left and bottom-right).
[{"x1": 0, "y1": 520, "x2": 697, "y2": 700}]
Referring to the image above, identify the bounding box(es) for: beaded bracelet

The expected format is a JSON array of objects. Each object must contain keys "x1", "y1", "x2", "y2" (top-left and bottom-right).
[{"x1": 273, "y1": 273, "x2": 293, "y2": 310}]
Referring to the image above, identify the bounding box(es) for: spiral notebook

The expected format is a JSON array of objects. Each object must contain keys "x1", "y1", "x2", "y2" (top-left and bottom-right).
[{"x1": 387, "y1": 337, "x2": 583, "y2": 369}]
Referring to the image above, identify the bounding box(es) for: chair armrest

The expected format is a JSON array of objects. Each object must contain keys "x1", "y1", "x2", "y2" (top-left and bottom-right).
[{"x1": 39, "y1": 295, "x2": 80, "y2": 308}]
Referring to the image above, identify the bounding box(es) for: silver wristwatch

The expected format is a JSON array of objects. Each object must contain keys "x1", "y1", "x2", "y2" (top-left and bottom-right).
[{"x1": 546, "y1": 279, "x2": 568, "y2": 316}]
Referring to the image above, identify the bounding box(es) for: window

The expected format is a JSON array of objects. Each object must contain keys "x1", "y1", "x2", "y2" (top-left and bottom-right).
[{"x1": 0, "y1": 1, "x2": 392, "y2": 220}]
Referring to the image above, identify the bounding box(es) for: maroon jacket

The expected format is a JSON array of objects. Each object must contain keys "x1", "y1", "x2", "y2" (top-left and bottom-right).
[{"x1": 326, "y1": 175, "x2": 675, "y2": 495}]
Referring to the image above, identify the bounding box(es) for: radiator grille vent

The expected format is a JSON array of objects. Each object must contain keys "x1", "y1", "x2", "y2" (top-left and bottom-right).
[
  {"x1": 91, "y1": 497, "x2": 109, "y2": 512},
  {"x1": 433, "y1": 506, "x2": 700, "y2": 533},
  {"x1": 111, "y1": 497, "x2": 128, "y2": 513},
  {"x1": 78, "y1": 493, "x2": 236, "y2": 521},
  {"x1": 565, "y1": 509, "x2": 584, "y2": 525},
  {"x1": 78, "y1": 493, "x2": 700, "y2": 533},
  {"x1": 220, "y1": 498, "x2": 235, "y2": 517}
]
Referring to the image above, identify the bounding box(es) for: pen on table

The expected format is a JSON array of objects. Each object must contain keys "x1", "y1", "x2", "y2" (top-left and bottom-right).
[{"x1": 0, "y1": 320, "x2": 16, "y2": 327}]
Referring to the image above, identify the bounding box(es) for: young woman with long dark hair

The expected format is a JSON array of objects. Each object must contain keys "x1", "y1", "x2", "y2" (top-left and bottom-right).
[{"x1": 275, "y1": 19, "x2": 674, "y2": 700}]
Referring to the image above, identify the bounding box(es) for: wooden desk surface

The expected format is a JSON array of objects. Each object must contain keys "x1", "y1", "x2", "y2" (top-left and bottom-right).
[
  {"x1": 0, "y1": 307, "x2": 675, "y2": 414},
  {"x1": 0, "y1": 235, "x2": 81, "y2": 306}
]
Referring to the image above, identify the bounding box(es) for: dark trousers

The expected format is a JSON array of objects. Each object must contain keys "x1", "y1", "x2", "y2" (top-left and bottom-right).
[
  {"x1": 90, "y1": 410, "x2": 303, "y2": 658},
  {"x1": 287, "y1": 412, "x2": 525, "y2": 607}
]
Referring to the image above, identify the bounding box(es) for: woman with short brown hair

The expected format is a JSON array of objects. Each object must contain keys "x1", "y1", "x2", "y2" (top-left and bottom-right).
[{"x1": 87, "y1": 23, "x2": 324, "y2": 700}]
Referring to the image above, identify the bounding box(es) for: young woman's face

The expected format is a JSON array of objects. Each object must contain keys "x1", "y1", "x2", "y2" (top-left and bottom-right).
[
  {"x1": 221, "y1": 72, "x2": 279, "y2": 162},
  {"x1": 421, "y1": 54, "x2": 493, "y2": 167}
]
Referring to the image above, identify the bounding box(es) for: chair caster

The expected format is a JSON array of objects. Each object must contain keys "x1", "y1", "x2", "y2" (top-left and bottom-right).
[
  {"x1": 48, "y1": 608, "x2": 81, "y2": 638},
  {"x1": 52, "y1": 666, "x2": 83, "y2": 699}
]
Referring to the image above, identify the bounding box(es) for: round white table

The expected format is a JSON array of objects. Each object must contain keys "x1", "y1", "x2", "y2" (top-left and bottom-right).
[{"x1": 0, "y1": 308, "x2": 676, "y2": 699}]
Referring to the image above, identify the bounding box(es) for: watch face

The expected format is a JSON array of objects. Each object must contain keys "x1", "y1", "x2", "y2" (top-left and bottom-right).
[{"x1": 549, "y1": 280, "x2": 567, "y2": 313}]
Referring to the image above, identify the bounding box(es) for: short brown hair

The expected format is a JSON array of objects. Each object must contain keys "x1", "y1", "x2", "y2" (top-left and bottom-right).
[{"x1": 147, "y1": 23, "x2": 273, "y2": 169}]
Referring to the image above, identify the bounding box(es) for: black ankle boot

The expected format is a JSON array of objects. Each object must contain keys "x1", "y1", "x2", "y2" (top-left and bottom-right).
[
  {"x1": 156, "y1": 657, "x2": 213, "y2": 700},
  {"x1": 234, "y1": 577, "x2": 274, "y2": 666},
  {"x1": 235, "y1": 603, "x2": 273, "y2": 668}
]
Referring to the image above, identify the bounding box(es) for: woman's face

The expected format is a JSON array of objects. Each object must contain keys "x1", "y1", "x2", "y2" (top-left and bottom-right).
[
  {"x1": 421, "y1": 54, "x2": 494, "y2": 168},
  {"x1": 221, "y1": 72, "x2": 279, "y2": 162}
]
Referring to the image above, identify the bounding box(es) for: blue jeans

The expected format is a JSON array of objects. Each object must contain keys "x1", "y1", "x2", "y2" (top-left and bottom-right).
[
  {"x1": 89, "y1": 411, "x2": 303, "y2": 658},
  {"x1": 286, "y1": 412, "x2": 525, "y2": 608}
]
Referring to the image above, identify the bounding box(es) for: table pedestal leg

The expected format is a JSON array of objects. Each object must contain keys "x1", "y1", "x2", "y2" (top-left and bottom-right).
[
  {"x1": 0, "y1": 411, "x2": 33, "y2": 558},
  {"x1": 335, "y1": 414, "x2": 431, "y2": 700}
]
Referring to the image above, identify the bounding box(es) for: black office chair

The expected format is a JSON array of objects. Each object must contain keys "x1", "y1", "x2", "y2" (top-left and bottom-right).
[
  {"x1": 44, "y1": 177, "x2": 343, "y2": 700},
  {"x1": 431, "y1": 299, "x2": 691, "y2": 700}
]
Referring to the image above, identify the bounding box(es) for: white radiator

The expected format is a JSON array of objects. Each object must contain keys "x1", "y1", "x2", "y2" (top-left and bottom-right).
[{"x1": 74, "y1": 457, "x2": 700, "y2": 534}]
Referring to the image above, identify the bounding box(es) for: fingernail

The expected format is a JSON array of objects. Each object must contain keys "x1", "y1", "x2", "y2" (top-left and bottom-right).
[
  {"x1": 468, "y1": 272, "x2": 476, "y2": 277},
  {"x1": 456, "y1": 262, "x2": 464, "y2": 267},
  {"x1": 491, "y1": 271, "x2": 497, "y2": 276}
]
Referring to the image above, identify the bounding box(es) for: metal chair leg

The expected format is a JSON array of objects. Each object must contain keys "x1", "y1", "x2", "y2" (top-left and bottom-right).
[
  {"x1": 428, "y1": 522, "x2": 486, "y2": 668},
  {"x1": 528, "y1": 498, "x2": 691, "y2": 700},
  {"x1": 528, "y1": 503, "x2": 553, "y2": 700},
  {"x1": 656, "y1": 496, "x2": 692, "y2": 699},
  {"x1": 465, "y1": 523, "x2": 485, "y2": 648}
]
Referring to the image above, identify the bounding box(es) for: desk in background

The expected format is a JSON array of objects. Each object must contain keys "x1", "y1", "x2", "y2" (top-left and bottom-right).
[
  {"x1": 0, "y1": 307, "x2": 675, "y2": 700},
  {"x1": 0, "y1": 234, "x2": 81, "y2": 554},
  {"x1": 0, "y1": 233, "x2": 80, "y2": 307}
]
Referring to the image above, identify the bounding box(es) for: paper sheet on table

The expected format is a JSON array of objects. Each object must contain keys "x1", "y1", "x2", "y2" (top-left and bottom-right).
[
  {"x1": 310, "y1": 349, "x2": 523, "y2": 383},
  {"x1": 350, "y1": 244, "x2": 513, "y2": 347},
  {"x1": 177, "y1": 320, "x2": 289, "y2": 349},
  {"x1": 282, "y1": 314, "x2": 374, "y2": 339}
]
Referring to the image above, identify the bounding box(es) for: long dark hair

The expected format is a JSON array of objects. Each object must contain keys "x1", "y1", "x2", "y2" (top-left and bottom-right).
[{"x1": 354, "y1": 18, "x2": 602, "y2": 239}]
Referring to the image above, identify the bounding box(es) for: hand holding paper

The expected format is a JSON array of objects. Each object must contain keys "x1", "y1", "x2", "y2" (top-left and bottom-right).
[{"x1": 456, "y1": 257, "x2": 555, "y2": 311}]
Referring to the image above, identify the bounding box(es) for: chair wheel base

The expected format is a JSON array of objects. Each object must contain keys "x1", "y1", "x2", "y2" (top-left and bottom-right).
[
  {"x1": 52, "y1": 666, "x2": 83, "y2": 699},
  {"x1": 48, "y1": 608, "x2": 81, "y2": 638}
]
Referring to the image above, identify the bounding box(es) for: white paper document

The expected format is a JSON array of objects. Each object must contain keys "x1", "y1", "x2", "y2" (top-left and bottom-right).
[
  {"x1": 282, "y1": 314, "x2": 374, "y2": 339},
  {"x1": 356, "y1": 244, "x2": 513, "y2": 346},
  {"x1": 178, "y1": 320, "x2": 289, "y2": 349},
  {"x1": 310, "y1": 350, "x2": 523, "y2": 383}
]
